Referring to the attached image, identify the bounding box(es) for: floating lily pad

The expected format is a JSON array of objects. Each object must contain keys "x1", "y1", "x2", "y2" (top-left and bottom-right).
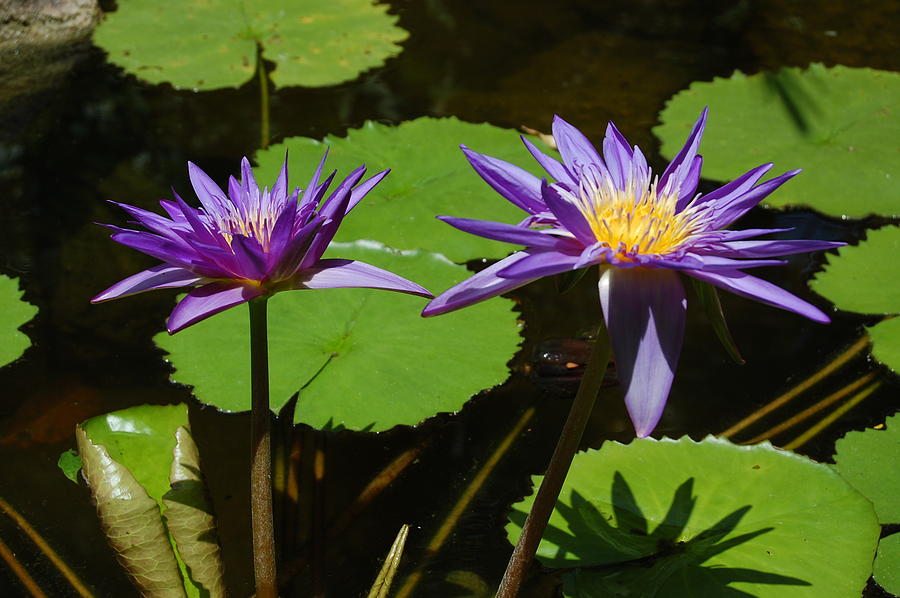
[
  {"x1": 874, "y1": 532, "x2": 900, "y2": 595},
  {"x1": 810, "y1": 226, "x2": 900, "y2": 371},
  {"x1": 508, "y1": 436, "x2": 878, "y2": 598},
  {"x1": 654, "y1": 64, "x2": 900, "y2": 218},
  {"x1": 93, "y1": 0, "x2": 408, "y2": 90},
  {"x1": 0, "y1": 274, "x2": 37, "y2": 367},
  {"x1": 254, "y1": 118, "x2": 545, "y2": 263},
  {"x1": 156, "y1": 241, "x2": 521, "y2": 431},
  {"x1": 77, "y1": 404, "x2": 224, "y2": 597},
  {"x1": 833, "y1": 412, "x2": 900, "y2": 525}
]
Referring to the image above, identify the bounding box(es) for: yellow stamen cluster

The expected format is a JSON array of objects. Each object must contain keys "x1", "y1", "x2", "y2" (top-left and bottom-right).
[
  {"x1": 570, "y1": 171, "x2": 706, "y2": 258},
  {"x1": 212, "y1": 189, "x2": 281, "y2": 252}
]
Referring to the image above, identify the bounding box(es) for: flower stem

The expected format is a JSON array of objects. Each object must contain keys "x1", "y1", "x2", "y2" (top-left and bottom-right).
[
  {"x1": 257, "y1": 44, "x2": 270, "y2": 150},
  {"x1": 495, "y1": 320, "x2": 611, "y2": 598},
  {"x1": 249, "y1": 296, "x2": 277, "y2": 598}
]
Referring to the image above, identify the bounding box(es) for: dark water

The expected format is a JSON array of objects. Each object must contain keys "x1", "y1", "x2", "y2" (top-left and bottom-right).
[{"x1": 1, "y1": 0, "x2": 899, "y2": 596}]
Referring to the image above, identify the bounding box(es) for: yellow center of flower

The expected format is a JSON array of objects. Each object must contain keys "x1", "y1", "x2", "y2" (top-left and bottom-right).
[
  {"x1": 212, "y1": 192, "x2": 281, "y2": 252},
  {"x1": 569, "y1": 171, "x2": 707, "y2": 258}
]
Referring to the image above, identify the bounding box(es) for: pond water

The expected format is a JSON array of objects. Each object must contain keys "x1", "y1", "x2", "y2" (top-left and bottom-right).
[{"x1": 1, "y1": 0, "x2": 899, "y2": 596}]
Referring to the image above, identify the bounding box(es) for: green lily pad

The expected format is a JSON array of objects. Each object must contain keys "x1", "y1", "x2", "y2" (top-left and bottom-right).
[
  {"x1": 0, "y1": 274, "x2": 37, "y2": 367},
  {"x1": 57, "y1": 449, "x2": 82, "y2": 483},
  {"x1": 833, "y1": 412, "x2": 900, "y2": 525},
  {"x1": 874, "y1": 532, "x2": 900, "y2": 595},
  {"x1": 93, "y1": 0, "x2": 408, "y2": 90},
  {"x1": 508, "y1": 436, "x2": 878, "y2": 598},
  {"x1": 77, "y1": 404, "x2": 225, "y2": 598},
  {"x1": 156, "y1": 241, "x2": 521, "y2": 431},
  {"x1": 810, "y1": 226, "x2": 900, "y2": 371},
  {"x1": 654, "y1": 64, "x2": 900, "y2": 218},
  {"x1": 254, "y1": 118, "x2": 545, "y2": 263}
]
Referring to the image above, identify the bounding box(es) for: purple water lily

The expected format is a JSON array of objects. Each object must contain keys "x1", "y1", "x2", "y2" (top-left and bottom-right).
[
  {"x1": 422, "y1": 109, "x2": 841, "y2": 437},
  {"x1": 94, "y1": 153, "x2": 432, "y2": 332}
]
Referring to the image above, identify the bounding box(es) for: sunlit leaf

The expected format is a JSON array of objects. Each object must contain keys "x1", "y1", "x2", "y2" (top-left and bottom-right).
[
  {"x1": 156, "y1": 242, "x2": 521, "y2": 431},
  {"x1": 254, "y1": 118, "x2": 546, "y2": 263},
  {"x1": 93, "y1": 0, "x2": 408, "y2": 90},
  {"x1": 654, "y1": 64, "x2": 900, "y2": 218},
  {"x1": 874, "y1": 532, "x2": 900, "y2": 595},
  {"x1": 508, "y1": 436, "x2": 878, "y2": 598},
  {"x1": 0, "y1": 274, "x2": 37, "y2": 367},
  {"x1": 810, "y1": 225, "x2": 900, "y2": 371},
  {"x1": 833, "y1": 412, "x2": 900, "y2": 525}
]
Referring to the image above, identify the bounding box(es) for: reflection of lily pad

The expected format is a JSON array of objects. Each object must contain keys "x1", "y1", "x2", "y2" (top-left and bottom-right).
[
  {"x1": 833, "y1": 412, "x2": 900, "y2": 525},
  {"x1": 874, "y1": 532, "x2": 900, "y2": 595},
  {"x1": 654, "y1": 64, "x2": 900, "y2": 218},
  {"x1": 156, "y1": 242, "x2": 521, "y2": 431},
  {"x1": 0, "y1": 274, "x2": 37, "y2": 367},
  {"x1": 254, "y1": 118, "x2": 545, "y2": 263},
  {"x1": 93, "y1": 0, "x2": 408, "y2": 90},
  {"x1": 509, "y1": 436, "x2": 878, "y2": 598},
  {"x1": 810, "y1": 226, "x2": 900, "y2": 371}
]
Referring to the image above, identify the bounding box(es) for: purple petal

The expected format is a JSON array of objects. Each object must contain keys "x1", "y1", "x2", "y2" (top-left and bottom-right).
[
  {"x1": 598, "y1": 267, "x2": 686, "y2": 438},
  {"x1": 496, "y1": 248, "x2": 583, "y2": 279},
  {"x1": 109, "y1": 230, "x2": 195, "y2": 267},
  {"x1": 659, "y1": 107, "x2": 707, "y2": 197},
  {"x1": 167, "y1": 282, "x2": 265, "y2": 333},
  {"x1": 422, "y1": 251, "x2": 536, "y2": 317},
  {"x1": 239, "y1": 156, "x2": 259, "y2": 200},
  {"x1": 93, "y1": 264, "x2": 203, "y2": 303},
  {"x1": 296, "y1": 259, "x2": 432, "y2": 297},
  {"x1": 346, "y1": 169, "x2": 389, "y2": 214},
  {"x1": 461, "y1": 146, "x2": 545, "y2": 215},
  {"x1": 271, "y1": 153, "x2": 290, "y2": 200},
  {"x1": 710, "y1": 227, "x2": 793, "y2": 242},
  {"x1": 685, "y1": 268, "x2": 830, "y2": 323},
  {"x1": 707, "y1": 170, "x2": 801, "y2": 229},
  {"x1": 188, "y1": 161, "x2": 228, "y2": 215},
  {"x1": 300, "y1": 149, "x2": 330, "y2": 205},
  {"x1": 601, "y1": 121, "x2": 634, "y2": 189},
  {"x1": 713, "y1": 239, "x2": 844, "y2": 258},
  {"x1": 675, "y1": 155, "x2": 703, "y2": 211},
  {"x1": 299, "y1": 167, "x2": 366, "y2": 269},
  {"x1": 552, "y1": 115, "x2": 603, "y2": 169},
  {"x1": 689, "y1": 255, "x2": 787, "y2": 270},
  {"x1": 521, "y1": 136, "x2": 575, "y2": 185},
  {"x1": 694, "y1": 163, "x2": 773, "y2": 208},
  {"x1": 437, "y1": 216, "x2": 580, "y2": 250},
  {"x1": 541, "y1": 180, "x2": 596, "y2": 245}
]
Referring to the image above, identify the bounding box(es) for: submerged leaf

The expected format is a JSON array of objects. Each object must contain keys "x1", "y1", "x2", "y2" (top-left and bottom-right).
[
  {"x1": 655, "y1": 64, "x2": 900, "y2": 218},
  {"x1": 76, "y1": 426, "x2": 187, "y2": 598},
  {"x1": 0, "y1": 274, "x2": 37, "y2": 367},
  {"x1": 509, "y1": 436, "x2": 878, "y2": 598},
  {"x1": 157, "y1": 242, "x2": 522, "y2": 430},
  {"x1": 57, "y1": 449, "x2": 83, "y2": 483},
  {"x1": 93, "y1": 0, "x2": 408, "y2": 90},
  {"x1": 689, "y1": 278, "x2": 744, "y2": 365}
]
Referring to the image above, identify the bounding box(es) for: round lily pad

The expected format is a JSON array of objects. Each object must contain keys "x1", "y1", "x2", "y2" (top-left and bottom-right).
[
  {"x1": 654, "y1": 64, "x2": 900, "y2": 218},
  {"x1": 811, "y1": 226, "x2": 900, "y2": 371},
  {"x1": 254, "y1": 118, "x2": 546, "y2": 263},
  {"x1": 509, "y1": 436, "x2": 879, "y2": 598},
  {"x1": 874, "y1": 532, "x2": 900, "y2": 595},
  {"x1": 93, "y1": 0, "x2": 408, "y2": 90},
  {"x1": 833, "y1": 412, "x2": 900, "y2": 525},
  {"x1": 0, "y1": 274, "x2": 37, "y2": 367},
  {"x1": 155, "y1": 242, "x2": 521, "y2": 431}
]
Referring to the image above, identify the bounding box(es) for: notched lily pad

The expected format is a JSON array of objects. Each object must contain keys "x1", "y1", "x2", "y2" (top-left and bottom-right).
[
  {"x1": 0, "y1": 274, "x2": 37, "y2": 367},
  {"x1": 93, "y1": 0, "x2": 408, "y2": 90},
  {"x1": 254, "y1": 117, "x2": 546, "y2": 263},
  {"x1": 156, "y1": 241, "x2": 522, "y2": 431},
  {"x1": 655, "y1": 64, "x2": 900, "y2": 218},
  {"x1": 509, "y1": 436, "x2": 878, "y2": 598},
  {"x1": 811, "y1": 226, "x2": 900, "y2": 371}
]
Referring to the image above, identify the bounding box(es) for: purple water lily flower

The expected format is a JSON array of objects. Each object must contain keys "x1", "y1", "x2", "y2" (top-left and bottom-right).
[
  {"x1": 422, "y1": 109, "x2": 842, "y2": 437},
  {"x1": 94, "y1": 153, "x2": 432, "y2": 333}
]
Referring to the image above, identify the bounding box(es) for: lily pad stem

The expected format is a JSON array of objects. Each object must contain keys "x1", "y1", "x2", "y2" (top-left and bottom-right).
[
  {"x1": 249, "y1": 296, "x2": 277, "y2": 598},
  {"x1": 258, "y1": 44, "x2": 270, "y2": 150},
  {"x1": 496, "y1": 320, "x2": 611, "y2": 598}
]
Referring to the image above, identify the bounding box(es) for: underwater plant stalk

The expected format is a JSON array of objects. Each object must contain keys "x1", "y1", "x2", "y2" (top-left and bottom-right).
[
  {"x1": 249, "y1": 296, "x2": 277, "y2": 598},
  {"x1": 258, "y1": 44, "x2": 270, "y2": 150},
  {"x1": 496, "y1": 321, "x2": 611, "y2": 598}
]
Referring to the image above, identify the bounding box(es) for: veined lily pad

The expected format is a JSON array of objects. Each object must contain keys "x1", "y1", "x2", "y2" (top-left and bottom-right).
[
  {"x1": 76, "y1": 404, "x2": 225, "y2": 598},
  {"x1": 93, "y1": 0, "x2": 408, "y2": 90},
  {"x1": 810, "y1": 225, "x2": 900, "y2": 371},
  {"x1": 254, "y1": 118, "x2": 546, "y2": 263},
  {"x1": 508, "y1": 436, "x2": 878, "y2": 598},
  {"x1": 874, "y1": 532, "x2": 900, "y2": 595},
  {"x1": 654, "y1": 64, "x2": 900, "y2": 218},
  {"x1": 0, "y1": 274, "x2": 37, "y2": 367},
  {"x1": 156, "y1": 241, "x2": 521, "y2": 431}
]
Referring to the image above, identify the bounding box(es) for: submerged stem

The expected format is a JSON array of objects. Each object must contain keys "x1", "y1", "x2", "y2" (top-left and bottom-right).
[
  {"x1": 249, "y1": 296, "x2": 277, "y2": 598},
  {"x1": 495, "y1": 320, "x2": 612, "y2": 598},
  {"x1": 257, "y1": 44, "x2": 270, "y2": 150}
]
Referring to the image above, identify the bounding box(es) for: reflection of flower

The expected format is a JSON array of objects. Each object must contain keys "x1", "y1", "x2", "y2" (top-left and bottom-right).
[
  {"x1": 423, "y1": 109, "x2": 841, "y2": 437},
  {"x1": 94, "y1": 154, "x2": 431, "y2": 333}
]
